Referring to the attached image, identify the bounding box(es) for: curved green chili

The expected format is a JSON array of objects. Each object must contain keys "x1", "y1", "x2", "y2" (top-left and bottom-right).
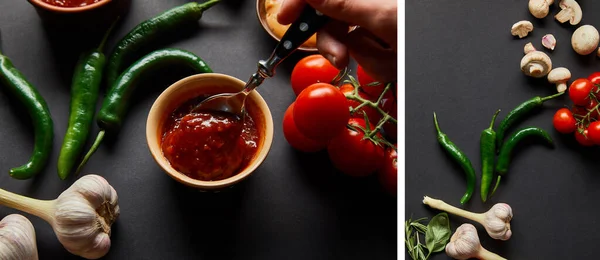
[
  {"x1": 480, "y1": 109, "x2": 500, "y2": 203},
  {"x1": 433, "y1": 112, "x2": 476, "y2": 205},
  {"x1": 0, "y1": 51, "x2": 53, "y2": 180},
  {"x1": 496, "y1": 126, "x2": 553, "y2": 174},
  {"x1": 57, "y1": 21, "x2": 118, "y2": 180},
  {"x1": 76, "y1": 48, "x2": 213, "y2": 174},
  {"x1": 106, "y1": 0, "x2": 220, "y2": 87},
  {"x1": 496, "y1": 92, "x2": 563, "y2": 150}
]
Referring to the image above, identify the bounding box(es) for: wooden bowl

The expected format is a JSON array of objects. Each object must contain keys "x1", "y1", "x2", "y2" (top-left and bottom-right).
[
  {"x1": 27, "y1": 0, "x2": 130, "y2": 29},
  {"x1": 146, "y1": 73, "x2": 274, "y2": 191},
  {"x1": 256, "y1": 0, "x2": 317, "y2": 52}
]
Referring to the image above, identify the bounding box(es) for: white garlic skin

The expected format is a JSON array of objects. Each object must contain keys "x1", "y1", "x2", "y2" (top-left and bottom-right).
[
  {"x1": 445, "y1": 223, "x2": 480, "y2": 260},
  {"x1": 0, "y1": 214, "x2": 38, "y2": 260},
  {"x1": 52, "y1": 175, "x2": 120, "y2": 259},
  {"x1": 483, "y1": 203, "x2": 513, "y2": 240}
]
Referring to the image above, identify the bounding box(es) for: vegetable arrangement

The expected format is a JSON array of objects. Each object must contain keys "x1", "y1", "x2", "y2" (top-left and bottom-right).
[{"x1": 282, "y1": 54, "x2": 398, "y2": 195}]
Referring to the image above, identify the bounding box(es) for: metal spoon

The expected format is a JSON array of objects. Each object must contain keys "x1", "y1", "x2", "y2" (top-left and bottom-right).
[{"x1": 191, "y1": 6, "x2": 332, "y2": 116}]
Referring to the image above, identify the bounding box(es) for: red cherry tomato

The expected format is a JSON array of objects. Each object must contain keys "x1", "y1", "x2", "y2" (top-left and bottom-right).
[
  {"x1": 282, "y1": 102, "x2": 328, "y2": 152},
  {"x1": 575, "y1": 128, "x2": 595, "y2": 146},
  {"x1": 378, "y1": 145, "x2": 397, "y2": 196},
  {"x1": 553, "y1": 108, "x2": 577, "y2": 134},
  {"x1": 572, "y1": 105, "x2": 587, "y2": 117},
  {"x1": 587, "y1": 121, "x2": 600, "y2": 144},
  {"x1": 586, "y1": 99, "x2": 600, "y2": 119},
  {"x1": 339, "y1": 83, "x2": 382, "y2": 124},
  {"x1": 569, "y1": 79, "x2": 593, "y2": 106},
  {"x1": 379, "y1": 94, "x2": 397, "y2": 141},
  {"x1": 357, "y1": 64, "x2": 385, "y2": 97},
  {"x1": 294, "y1": 83, "x2": 350, "y2": 141},
  {"x1": 587, "y1": 72, "x2": 600, "y2": 97},
  {"x1": 327, "y1": 118, "x2": 385, "y2": 177},
  {"x1": 291, "y1": 55, "x2": 340, "y2": 96}
]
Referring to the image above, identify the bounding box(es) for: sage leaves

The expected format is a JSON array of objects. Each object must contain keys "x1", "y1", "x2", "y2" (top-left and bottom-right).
[
  {"x1": 405, "y1": 213, "x2": 452, "y2": 260},
  {"x1": 425, "y1": 213, "x2": 451, "y2": 254}
]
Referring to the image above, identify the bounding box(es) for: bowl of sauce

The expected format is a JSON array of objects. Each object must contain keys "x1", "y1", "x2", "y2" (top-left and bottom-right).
[
  {"x1": 28, "y1": 0, "x2": 130, "y2": 28},
  {"x1": 256, "y1": 0, "x2": 317, "y2": 52},
  {"x1": 146, "y1": 73, "x2": 274, "y2": 190}
]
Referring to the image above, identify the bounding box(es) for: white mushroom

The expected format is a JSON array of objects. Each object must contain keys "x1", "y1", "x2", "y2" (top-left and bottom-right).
[
  {"x1": 542, "y1": 34, "x2": 556, "y2": 50},
  {"x1": 529, "y1": 0, "x2": 552, "y2": 19},
  {"x1": 571, "y1": 25, "x2": 600, "y2": 55},
  {"x1": 555, "y1": 0, "x2": 582, "y2": 25},
  {"x1": 524, "y1": 42, "x2": 536, "y2": 54},
  {"x1": 511, "y1": 21, "x2": 534, "y2": 38},
  {"x1": 520, "y1": 51, "x2": 552, "y2": 78},
  {"x1": 548, "y1": 67, "x2": 571, "y2": 92}
]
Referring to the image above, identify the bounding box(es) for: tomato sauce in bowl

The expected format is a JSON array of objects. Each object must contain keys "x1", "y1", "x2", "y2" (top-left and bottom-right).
[
  {"x1": 41, "y1": 0, "x2": 102, "y2": 7},
  {"x1": 160, "y1": 96, "x2": 260, "y2": 182}
]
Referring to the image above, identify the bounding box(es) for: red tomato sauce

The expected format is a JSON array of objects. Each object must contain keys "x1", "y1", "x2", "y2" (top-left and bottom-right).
[
  {"x1": 41, "y1": 0, "x2": 102, "y2": 7},
  {"x1": 161, "y1": 96, "x2": 259, "y2": 181}
]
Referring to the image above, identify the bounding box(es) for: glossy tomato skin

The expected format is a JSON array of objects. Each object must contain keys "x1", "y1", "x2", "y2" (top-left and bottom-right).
[
  {"x1": 378, "y1": 145, "x2": 397, "y2": 196},
  {"x1": 327, "y1": 118, "x2": 385, "y2": 177},
  {"x1": 294, "y1": 83, "x2": 350, "y2": 141},
  {"x1": 587, "y1": 121, "x2": 600, "y2": 144},
  {"x1": 291, "y1": 55, "x2": 340, "y2": 96},
  {"x1": 587, "y1": 72, "x2": 600, "y2": 97},
  {"x1": 379, "y1": 94, "x2": 397, "y2": 141},
  {"x1": 569, "y1": 79, "x2": 593, "y2": 106},
  {"x1": 586, "y1": 99, "x2": 600, "y2": 119},
  {"x1": 282, "y1": 102, "x2": 328, "y2": 152},
  {"x1": 553, "y1": 108, "x2": 577, "y2": 134},
  {"x1": 356, "y1": 64, "x2": 385, "y2": 97},
  {"x1": 339, "y1": 83, "x2": 382, "y2": 124},
  {"x1": 575, "y1": 128, "x2": 595, "y2": 146}
]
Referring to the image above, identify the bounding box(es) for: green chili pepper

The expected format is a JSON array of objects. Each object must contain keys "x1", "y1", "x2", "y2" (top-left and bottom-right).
[
  {"x1": 105, "y1": 0, "x2": 220, "y2": 87},
  {"x1": 433, "y1": 112, "x2": 476, "y2": 205},
  {"x1": 76, "y1": 48, "x2": 213, "y2": 174},
  {"x1": 490, "y1": 127, "x2": 554, "y2": 196},
  {"x1": 480, "y1": 109, "x2": 500, "y2": 202},
  {"x1": 0, "y1": 51, "x2": 53, "y2": 180},
  {"x1": 57, "y1": 21, "x2": 119, "y2": 180},
  {"x1": 496, "y1": 92, "x2": 563, "y2": 150}
]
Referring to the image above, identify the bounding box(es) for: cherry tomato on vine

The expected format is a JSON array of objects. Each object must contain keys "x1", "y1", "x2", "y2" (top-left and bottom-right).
[
  {"x1": 379, "y1": 94, "x2": 397, "y2": 141},
  {"x1": 282, "y1": 102, "x2": 328, "y2": 152},
  {"x1": 378, "y1": 145, "x2": 397, "y2": 196},
  {"x1": 587, "y1": 121, "x2": 600, "y2": 145},
  {"x1": 339, "y1": 83, "x2": 382, "y2": 124},
  {"x1": 575, "y1": 128, "x2": 595, "y2": 146},
  {"x1": 572, "y1": 105, "x2": 587, "y2": 117},
  {"x1": 553, "y1": 108, "x2": 577, "y2": 134},
  {"x1": 586, "y1": 99, "x2": 600, "y2": 119},
  {"x1": 587, "y1": 72, "x2": 600, "y2": 97},
  {"x1": 327, "y1": 118, "x2": 385, "y2": 177},
  {"x1": 357, "y1": 64, "x2": 386, "y2": 97},
  {"x1": 291, "y1": 55, "x2": 340, "y2": 96},
  {"x1": 569, "y1": 79, "x2": 593, "y2": 106},
  {"x1": 294, "y1": 83, "x2": 350, "y2": 141}
]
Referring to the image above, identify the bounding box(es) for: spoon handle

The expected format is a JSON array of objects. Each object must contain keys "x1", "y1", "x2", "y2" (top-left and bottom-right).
[{"x1": 259, "y1": 5, "x2": 330, "y2": 77}]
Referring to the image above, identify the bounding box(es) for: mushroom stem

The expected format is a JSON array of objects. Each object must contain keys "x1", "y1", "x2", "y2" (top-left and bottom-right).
[
  {"x1": 477, "y1": 248, "x2": 507, "y2": 260},
  {"x1": 423, "y1": 196, "x2": 485, "y2": 224},
  {"x1": 557, "y1": 83, "x2": 567, "y2": 92},
  {"x1": 529, "y1": 64, "x2": 545, "y2": 75}
]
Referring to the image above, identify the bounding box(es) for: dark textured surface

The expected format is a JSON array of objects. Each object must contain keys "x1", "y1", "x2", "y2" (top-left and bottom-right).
[
  {"x1": 0, "y1": 1, "x2": 396, "y2": 259},
  {"x1": 407, "y1": 1, "x2": 600, "y2": 259}
]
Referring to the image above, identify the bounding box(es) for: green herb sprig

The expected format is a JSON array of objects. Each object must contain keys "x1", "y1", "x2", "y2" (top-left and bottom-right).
[{"x1": 405, "y1": 213, "x2": 451, "y2": 260}]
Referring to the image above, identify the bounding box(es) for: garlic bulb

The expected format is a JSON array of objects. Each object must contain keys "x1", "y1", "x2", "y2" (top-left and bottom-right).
[
  {"x1": 0, "y1": 174, "x2": 120, "y2": 259},
  {"x1": 0, "y1": 214, "x2": 38, "y2": 260},
  {"x1": 423, "y1": 196, "x2": 513, "y2": 240},
  {"x1": 445, "y1": 223, "x2": 506, "y2": 260}
]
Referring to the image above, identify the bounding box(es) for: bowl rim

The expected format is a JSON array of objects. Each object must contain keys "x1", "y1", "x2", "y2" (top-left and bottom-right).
[
  {"x1": 28, "y1": 0, "x2": 113, "y2": 13},
  {"x1": 255, "y1": 0, "x2": 317, "y2": 52},
  {"x1": 146, "y1": 73, "x2": 274, "y2": 190}
]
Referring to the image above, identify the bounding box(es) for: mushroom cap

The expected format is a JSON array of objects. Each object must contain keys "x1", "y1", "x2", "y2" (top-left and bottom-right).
[
  {"x1": 548, "y1": 67, "x2": 572, "y2": 83},
  {"x1": 520, "y1": 51, "x2": 552, "y2": 78},
  {"x1": 511, "y1": 21, "x2": 534, "y2": 38},
  {"x1": 556, "y1": 0, "x2": 582, "y2": 25},
  {"x1": 529, "y1": 0, "x2": 549, "y2": 19},
  {"x1": 571, "y1": 25, "x2": 599, "y2": 55}
]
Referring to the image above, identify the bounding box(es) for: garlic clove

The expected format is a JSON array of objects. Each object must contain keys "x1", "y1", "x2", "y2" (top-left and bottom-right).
[
  {"x1": 542, "y1": 34, "x2": 557, "y2": 50},
  {"x1": 0, "y1": 214, "x2": 38, "y2": 260}
]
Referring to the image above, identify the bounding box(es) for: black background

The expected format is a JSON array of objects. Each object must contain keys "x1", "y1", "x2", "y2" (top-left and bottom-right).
[
  {"x1": 407, "y1": 1, "x2": 600, "y2": 259},
  {"x1": 0, "y1": 0, "x2": 397, "y2": 259}
]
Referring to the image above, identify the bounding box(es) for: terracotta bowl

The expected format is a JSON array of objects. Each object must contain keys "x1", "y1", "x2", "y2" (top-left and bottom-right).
[
  {"x1": 256, "y1": 0, "x2": 317, "y2": 52},
  {"x1": 146, "y1": 73, "x2": 274, "y2": 191},
  {"x1": 28, "y1": 0, "x2": 131, "y2": 28}
]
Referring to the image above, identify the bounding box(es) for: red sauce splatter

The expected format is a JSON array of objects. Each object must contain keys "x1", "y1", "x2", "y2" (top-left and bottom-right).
[
  {"x1": 161, "y1": 96, "x2": 259, "y2": 181},
  {"x1": 42, "y1": 0, "x2": 102, "y2": 8}
]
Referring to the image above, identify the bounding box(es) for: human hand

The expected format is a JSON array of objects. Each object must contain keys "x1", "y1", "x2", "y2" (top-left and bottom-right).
[{"x1": 277, "y1": 0, "x2": 397, "y2": 83}]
